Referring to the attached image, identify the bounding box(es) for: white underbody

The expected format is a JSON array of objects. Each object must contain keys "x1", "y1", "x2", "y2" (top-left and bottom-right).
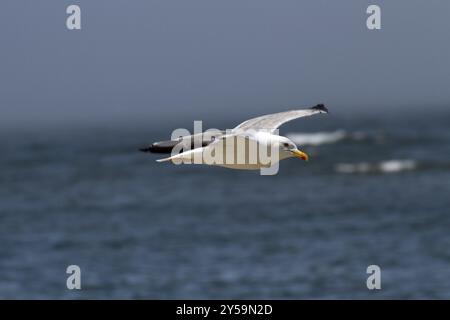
[{"x1": 157, "y1": 132, "x2": 294, "y2": 170}]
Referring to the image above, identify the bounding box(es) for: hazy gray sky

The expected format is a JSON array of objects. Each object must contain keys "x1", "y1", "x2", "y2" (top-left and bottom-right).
[{"x1": 1, "y1": 1, "x2": 449, "y2": 130}]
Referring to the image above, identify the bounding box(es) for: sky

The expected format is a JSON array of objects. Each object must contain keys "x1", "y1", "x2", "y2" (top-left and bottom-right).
[{"x1": 0, "y1": 0, "x2": 449, "y2": 131}]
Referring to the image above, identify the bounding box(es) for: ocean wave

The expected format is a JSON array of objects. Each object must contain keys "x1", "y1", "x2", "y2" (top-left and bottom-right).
[
  {"x1": 335, "y1": 160, "x2": 417, "y2": 174},
  {"x1": 287, "y1": 130, "x2": 385, "y2": 146}
]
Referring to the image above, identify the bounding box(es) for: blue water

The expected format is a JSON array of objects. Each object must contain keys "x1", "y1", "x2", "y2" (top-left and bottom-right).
[{"x1": 1, "y1": 109, "x2": 450, "y2": 299}]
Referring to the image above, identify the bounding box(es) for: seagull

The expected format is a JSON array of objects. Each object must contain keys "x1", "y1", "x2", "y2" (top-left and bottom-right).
[{"x1": 140, "y1": 104, "x2": 329, "y2": 170}]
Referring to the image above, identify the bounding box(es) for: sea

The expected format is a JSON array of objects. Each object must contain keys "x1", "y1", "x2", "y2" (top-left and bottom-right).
[{"x1": 1, "y1": 107, "x2": 450, "y2": 299}]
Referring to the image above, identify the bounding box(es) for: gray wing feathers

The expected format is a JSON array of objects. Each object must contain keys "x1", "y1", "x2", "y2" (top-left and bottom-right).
[{"x1": 233, "y1": 104, "x2": 328, "y2": 132}]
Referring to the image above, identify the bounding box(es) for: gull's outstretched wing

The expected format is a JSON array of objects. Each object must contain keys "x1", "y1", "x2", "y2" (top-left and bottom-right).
[{"x1": 233, "y1": 104, "x2": 328, "y2": 133}]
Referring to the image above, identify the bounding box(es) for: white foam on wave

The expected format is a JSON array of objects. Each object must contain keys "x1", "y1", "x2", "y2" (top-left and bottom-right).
[
  {"x1": 379, "y1": 160, "x2": 416, "y2": 173},
  {"x1": 335, "y1": 159, "x2": 417, "y2": 174},
  {"x1": 287, "y1": 130, "x2": 385, "y2": 146},
  {"x1": 287, "y1": 130, "x2": 347, "y2": 146}
]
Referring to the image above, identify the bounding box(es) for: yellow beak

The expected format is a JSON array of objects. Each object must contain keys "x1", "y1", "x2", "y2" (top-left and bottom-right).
[{"x1": 291, "y1": 149, "x2": 309, "y2": 161}]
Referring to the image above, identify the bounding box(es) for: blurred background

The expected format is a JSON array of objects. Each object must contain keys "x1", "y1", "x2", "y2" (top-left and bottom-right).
[{"x1": 0, "y1": 0, "x2": 449, "y2": 299}]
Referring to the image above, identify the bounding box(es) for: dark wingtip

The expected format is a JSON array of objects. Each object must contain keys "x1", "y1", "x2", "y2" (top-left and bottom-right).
[
  {"x1": 140, "y1": 140, "x2": 180, "y2": 154},
  {"x1": 139, "y1": 147, "x2": 153, "y2": 153},
  {"x1": 311, "y1": 103, "x2": 329, "y2": 113}
]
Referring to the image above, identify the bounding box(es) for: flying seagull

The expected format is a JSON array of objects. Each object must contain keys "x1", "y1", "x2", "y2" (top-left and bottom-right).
[{"x1": 140, "y1": 104, "x2": 329, "y2": 170}]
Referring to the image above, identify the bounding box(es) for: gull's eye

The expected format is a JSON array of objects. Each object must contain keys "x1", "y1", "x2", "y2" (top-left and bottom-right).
[{"x1": 283, "y1": 142, "x2": 290, "y2": 148}]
